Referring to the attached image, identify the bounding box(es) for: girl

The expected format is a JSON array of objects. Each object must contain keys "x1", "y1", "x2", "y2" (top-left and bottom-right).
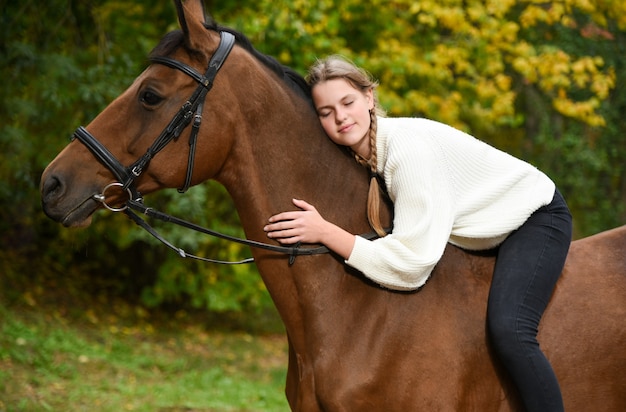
[{"x1": 263, "y1": 55, "x2": 572, "y2": 411}]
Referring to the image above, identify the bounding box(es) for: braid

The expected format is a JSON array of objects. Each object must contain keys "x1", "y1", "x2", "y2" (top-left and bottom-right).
[{"x1": 366, "y1": 112, "x2": 387, "y2": 237}]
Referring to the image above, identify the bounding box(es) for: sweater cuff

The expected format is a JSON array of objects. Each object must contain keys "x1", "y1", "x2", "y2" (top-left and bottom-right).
[{"x1": 345, "y1": 235, "x2": 373, "y2": 270}]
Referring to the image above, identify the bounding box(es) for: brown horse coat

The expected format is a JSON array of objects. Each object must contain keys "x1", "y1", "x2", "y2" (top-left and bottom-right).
[{"x1": 40, "y1": 1, "x2": 626, "y2": 410}]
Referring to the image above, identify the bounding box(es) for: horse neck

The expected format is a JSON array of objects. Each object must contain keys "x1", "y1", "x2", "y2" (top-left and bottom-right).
[{"x1": 209, "y1": 62, "x2": 373, "y2": 343}]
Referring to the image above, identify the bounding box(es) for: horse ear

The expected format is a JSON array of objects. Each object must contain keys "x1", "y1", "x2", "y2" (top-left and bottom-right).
[{"x1": 174, "y1": 0, "x2": 210, "y2": 51}]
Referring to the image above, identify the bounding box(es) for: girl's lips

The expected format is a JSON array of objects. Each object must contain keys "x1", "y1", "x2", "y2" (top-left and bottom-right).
[{"x1": 338, "y1": 123, "x2": 354, "y2": 133}]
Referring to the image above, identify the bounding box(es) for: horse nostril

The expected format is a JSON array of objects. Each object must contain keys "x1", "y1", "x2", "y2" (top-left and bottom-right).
[{"x1": 42, "y1": 174, "x2": 64, "y2": 203}]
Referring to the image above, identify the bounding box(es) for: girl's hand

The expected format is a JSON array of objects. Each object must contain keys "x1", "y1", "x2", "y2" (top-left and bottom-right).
[{"x1": 264, "y1": 198, "x2": 328, "y2": 245}]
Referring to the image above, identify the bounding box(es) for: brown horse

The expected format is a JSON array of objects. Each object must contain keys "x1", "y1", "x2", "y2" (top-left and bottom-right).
[{"x1": 40, "y1": 1, "x2": 626, "y2": 410}]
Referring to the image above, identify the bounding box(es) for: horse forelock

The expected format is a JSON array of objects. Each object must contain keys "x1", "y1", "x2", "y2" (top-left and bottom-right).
[{"x1": 148, "y1": 23, "x2": 312, "y2": 103}]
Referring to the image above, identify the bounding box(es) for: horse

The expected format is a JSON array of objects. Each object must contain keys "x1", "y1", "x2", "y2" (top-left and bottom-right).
[{"x1": 40, "y1": 1, "x2": 626, "y2": 410}]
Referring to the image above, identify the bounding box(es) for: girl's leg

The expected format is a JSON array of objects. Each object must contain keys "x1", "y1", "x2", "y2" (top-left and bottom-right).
[{"x1": 487, "y1": 190, "x2": 572, "y2": 412}]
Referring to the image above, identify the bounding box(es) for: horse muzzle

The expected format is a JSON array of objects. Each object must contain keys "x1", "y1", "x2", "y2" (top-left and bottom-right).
[{"x1": 40, "y1": 170, "x2": 101, "y2": 227}]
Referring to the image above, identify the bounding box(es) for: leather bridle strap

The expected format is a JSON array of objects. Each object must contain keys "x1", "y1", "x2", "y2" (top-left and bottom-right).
[
  {"x1": 136, "y1": 30, "x2": 236, "y2": 193},
  {"x1": 149, "y1": 31, "x2": 235, "y2": 192},
  {"x1": 73, "y1": 126, "x2": 133, "y2": 189}
]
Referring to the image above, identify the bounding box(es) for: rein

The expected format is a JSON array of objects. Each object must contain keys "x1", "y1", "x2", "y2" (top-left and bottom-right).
[
  {"x1": 71, "y1": 30, "x2": 383, "y2": 265},
  {"x1": 124, "y1": 199, "x2": 382, "y2": 265}
]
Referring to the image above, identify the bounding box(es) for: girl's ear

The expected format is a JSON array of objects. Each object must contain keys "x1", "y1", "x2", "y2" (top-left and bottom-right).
[{"x1": 366, "y1": 88, "x2": 375, "y2": 111}]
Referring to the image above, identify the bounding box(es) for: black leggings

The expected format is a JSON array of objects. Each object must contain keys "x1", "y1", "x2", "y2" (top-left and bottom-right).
[{"x1": 487, "y1": 189, "x2": 572, "y2": 412}]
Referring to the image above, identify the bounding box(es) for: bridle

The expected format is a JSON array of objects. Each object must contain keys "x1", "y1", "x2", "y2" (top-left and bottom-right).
[
  {"x1": 71, "y1": 31, "x2": 385, "y2": 265},
  {"x1": 75, "y1": 31, "x2": 236, "y2": 201}
]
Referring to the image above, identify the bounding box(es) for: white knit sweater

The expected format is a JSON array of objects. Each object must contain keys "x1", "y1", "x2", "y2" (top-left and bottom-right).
[{"x1": 346, "y1": 117, "x2": 555, "y2": 291}]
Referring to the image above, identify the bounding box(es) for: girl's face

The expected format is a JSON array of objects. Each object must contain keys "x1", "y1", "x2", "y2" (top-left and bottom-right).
[{"x1": 312, "y1": 78, "x2": 374, "y2": 160}]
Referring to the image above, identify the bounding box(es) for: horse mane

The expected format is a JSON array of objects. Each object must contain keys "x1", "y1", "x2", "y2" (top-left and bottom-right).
[{"x1": 148, "y1": 22, "x2": 312, "y2": 102}]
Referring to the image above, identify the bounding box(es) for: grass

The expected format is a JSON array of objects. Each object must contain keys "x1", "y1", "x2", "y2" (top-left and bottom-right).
[{"x1": 0, "y1": 297, "x2": 290, "y2": 411}]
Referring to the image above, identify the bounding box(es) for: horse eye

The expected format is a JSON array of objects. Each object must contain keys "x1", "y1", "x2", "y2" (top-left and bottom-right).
[{"x1": 140, "y1": 90, "x2": 163, "y2": 106}]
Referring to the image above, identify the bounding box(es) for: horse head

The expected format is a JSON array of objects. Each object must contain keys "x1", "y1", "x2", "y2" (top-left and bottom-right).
[{"x1": 40, "y1": 0, "x2": 273, "y2": 227}]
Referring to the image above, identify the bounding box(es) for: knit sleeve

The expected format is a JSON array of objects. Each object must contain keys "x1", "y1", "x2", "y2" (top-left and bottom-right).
[{"x1": 346, "y1": 131, "x2": 455, "y2": 290}]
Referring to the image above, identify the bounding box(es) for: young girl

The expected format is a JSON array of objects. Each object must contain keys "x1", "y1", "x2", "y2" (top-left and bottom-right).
[{"x1": 263, "y1": 55, "x2": 572, "y2": 412}]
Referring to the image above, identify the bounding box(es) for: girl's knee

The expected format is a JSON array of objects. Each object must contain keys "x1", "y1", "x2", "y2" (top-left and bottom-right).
[{"x1": 487, "y1": 310, "x2": 521, "y2": 355}]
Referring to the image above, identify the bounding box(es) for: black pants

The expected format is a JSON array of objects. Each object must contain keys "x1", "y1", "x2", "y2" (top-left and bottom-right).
[{"x1": 487, "y1": 189, "x2": 572, "y2": 412}]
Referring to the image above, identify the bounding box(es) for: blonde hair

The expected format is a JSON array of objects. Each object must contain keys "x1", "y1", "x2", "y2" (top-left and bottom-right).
[{"x1": 307, "y1": 55, "x2": 388, "y2": 237}]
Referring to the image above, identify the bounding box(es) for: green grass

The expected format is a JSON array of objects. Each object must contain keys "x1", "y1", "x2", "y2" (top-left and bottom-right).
[{"x1": 0, "y1": 300, "x2": 290, "y2": 411}]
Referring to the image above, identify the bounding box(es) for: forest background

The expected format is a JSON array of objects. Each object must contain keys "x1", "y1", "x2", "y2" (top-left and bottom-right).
[{"x1": 2, "y1": 0, "x2": 625, "y2": 319}]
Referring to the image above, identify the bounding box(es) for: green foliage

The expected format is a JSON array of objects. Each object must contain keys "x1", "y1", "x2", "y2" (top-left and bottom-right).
[
  {"x1": 0, "y1": 301, "x2": 288, "y2": 411},
  {"x1": 1, "y1": 0, "x2": 625, "y2": 320}
]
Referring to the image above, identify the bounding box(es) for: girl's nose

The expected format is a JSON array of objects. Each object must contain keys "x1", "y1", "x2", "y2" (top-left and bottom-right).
[{"x1": 335, "y1": 110, "x2": 346, "y2": 124}]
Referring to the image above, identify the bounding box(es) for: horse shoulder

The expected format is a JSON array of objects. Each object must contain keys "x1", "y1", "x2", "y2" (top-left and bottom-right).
[{"x1": 310, "y1": 245, "x2": 511, "y2": 410}]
